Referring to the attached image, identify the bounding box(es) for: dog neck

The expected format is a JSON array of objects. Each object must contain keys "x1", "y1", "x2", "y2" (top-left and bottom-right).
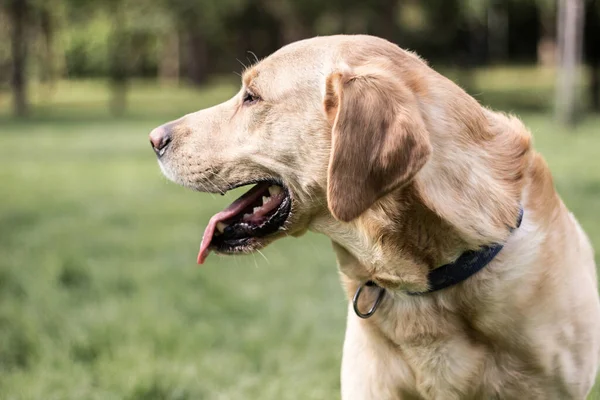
[{"x1": 310, "y1": 186, "x2": 475, "y2": 293}]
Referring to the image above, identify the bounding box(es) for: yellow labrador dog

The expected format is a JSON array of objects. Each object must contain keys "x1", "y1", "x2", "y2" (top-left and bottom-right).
[{"x1": 150, "y1": 35, "x2": 600, "y2": 399}]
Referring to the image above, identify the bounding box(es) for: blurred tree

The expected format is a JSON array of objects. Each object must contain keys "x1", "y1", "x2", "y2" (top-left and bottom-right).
[
  {"x1": 261, "y1": 0, "x2": 321, "y2": 43},
  {"x1": 227, "y1": 2, "x2": 281, "y2": 64},
  {"x1": 454, "y1": 0, "x2": 488, "y2": 92},
  {"x1": 487, "y1": 0, "x2": 509, "y2": 63},
  {"x1": 585, "y1": 0, "x2": 600, "y2": 113},
  {"x1": 183, "y1": 23, "x2": 208, "y2": 85},
  {"x1": 170, "y1": 0, "x2": 246, "y2": 85},
  {"x1": 4, "y1": 0, "x2": 30, "y2": 117},
  {"x1": 336, "y1": 0, "x2": 399, "y2": 41},
  {"x1": 372, "y1": 0, "x2": 400, "y2": 41},
  {"x1": 158, "y1": 29, "x2": 179, "y2": 85},
  {"x1": 36, "y1": 0, "x2": 62, "y2": 90},
  {"x1": 107, "y1": 0, "x2": 129, "y2": 116},
  {"x1": 536, "y1": 0, "x2": 557, "y2": 66},
  {"x1": 1, "y1": 0, "x2": 597, "y2": 118},
  {"x1": 110, "y1": 0, "x2": 172, "y2": 112},
  {"x1": 0, "y1": 12, "x2": 10, "y2": 88},
  {"x1": 555, "y1": 0, "x2": 585, "y2": 126}
]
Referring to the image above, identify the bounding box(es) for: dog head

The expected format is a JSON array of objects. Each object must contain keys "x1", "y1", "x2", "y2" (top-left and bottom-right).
[{"x1": 150, "y1": 35, "x2": 528, "y2": 291}]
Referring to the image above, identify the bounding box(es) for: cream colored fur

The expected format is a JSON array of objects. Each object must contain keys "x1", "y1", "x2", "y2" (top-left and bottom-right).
[{"x1": 152, "y1": 35, "x2": 600, "y2": 399}]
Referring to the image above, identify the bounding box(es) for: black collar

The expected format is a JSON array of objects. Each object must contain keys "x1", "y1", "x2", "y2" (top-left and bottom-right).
[
  {"x1": 353, "y1": 207, "x2": 524, "y2": 319},
  {"x1": 410, "y1": 207, "x2": 524, "y2": 295}
]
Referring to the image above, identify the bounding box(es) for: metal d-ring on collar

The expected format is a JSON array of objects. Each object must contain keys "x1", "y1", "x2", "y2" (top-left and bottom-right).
[{"x1": 352, "y1": 281, "x2": 386, "y2": 319}]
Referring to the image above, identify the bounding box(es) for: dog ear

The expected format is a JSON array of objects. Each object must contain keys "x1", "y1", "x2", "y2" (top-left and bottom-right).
[{"x1": 323, "y1": 67, "x2": 432, "y2": 222}]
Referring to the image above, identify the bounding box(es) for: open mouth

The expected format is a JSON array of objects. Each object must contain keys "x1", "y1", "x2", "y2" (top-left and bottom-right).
[{"x1": 198, "y1": 180, "x2": 292, "y2": 264}]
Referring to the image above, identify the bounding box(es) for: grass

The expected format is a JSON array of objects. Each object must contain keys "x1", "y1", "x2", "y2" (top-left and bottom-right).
[{"x1": 0, "y1": 68, "x2": 599, "y2": 399}]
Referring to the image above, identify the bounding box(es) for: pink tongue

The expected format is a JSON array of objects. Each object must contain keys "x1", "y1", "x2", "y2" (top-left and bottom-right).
[{"x1": 197, "y1": 182, "x2": 270, "y2": 264}]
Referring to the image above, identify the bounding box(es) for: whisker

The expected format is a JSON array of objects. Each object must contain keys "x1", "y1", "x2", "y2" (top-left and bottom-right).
[
  {"x1": 199, "y1": 175, "x2": 221, "y2": 195},
  {"x1": 211, "y1": 173, "x2": 235, "y2": 194},
  {"x1": 236, "y1": 58, "x2": 248, "y2": 71},
  {"x1": 247, "y1": 51, "x2": 259, "y2": 64},
  {"x1": 256, "y1": 249, "x2": 270, "y2": 264}
]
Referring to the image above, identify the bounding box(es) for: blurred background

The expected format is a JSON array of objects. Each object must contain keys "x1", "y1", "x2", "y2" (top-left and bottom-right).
[{"x1": 0, "y1": 0, "x2": 599, "y2": 399}]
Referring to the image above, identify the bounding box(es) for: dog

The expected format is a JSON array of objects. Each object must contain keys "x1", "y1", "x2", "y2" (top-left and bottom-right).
[{"x1": 149, "y1": 35, "x2": 600, "y2": 399}]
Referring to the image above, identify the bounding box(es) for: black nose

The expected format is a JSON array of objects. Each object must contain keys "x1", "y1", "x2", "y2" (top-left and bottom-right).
[{"x1": 149, "y1": 125, "x2": 172, "y2": 157}]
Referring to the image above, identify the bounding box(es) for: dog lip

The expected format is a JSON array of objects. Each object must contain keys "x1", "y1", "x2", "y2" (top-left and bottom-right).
[
  {"x1": 191, "y1": 177, "x2": 285, "y2": 195},
  {"x1": 223, "y1": 178, "x2": 285, "y2": 193}
]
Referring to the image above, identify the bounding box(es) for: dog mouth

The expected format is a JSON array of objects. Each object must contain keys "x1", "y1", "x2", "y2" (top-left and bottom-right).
[{"x1": 198, "y1": 180, "x2": 292, "y2": 264}]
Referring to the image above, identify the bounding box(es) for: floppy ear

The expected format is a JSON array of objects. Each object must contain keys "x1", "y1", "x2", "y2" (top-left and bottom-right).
[{"x1": 323, "y1": 67, "x2": 432, "y2": 222}]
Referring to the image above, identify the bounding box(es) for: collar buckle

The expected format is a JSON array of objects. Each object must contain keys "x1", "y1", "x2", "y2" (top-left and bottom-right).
[{"x1": 352, "y1": 281, "x2": 386, "y2": 319}]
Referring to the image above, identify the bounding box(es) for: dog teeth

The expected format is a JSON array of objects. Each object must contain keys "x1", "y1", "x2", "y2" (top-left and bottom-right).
[
  {"x1": 253, "y1": 206, "x2": 262, "y2": 214},
  {"x1": 262, "y1": 196, "x2": 270, "y2": 205},
  {"x1": 268, "y1": 186, "x2": 282, "y2": 196},
  {"x1": 216, "y1": 222, "x2": 228, "y2": 233},
  {"x1": 243, "y1": 213, "x2": 253, "y2": 219}
]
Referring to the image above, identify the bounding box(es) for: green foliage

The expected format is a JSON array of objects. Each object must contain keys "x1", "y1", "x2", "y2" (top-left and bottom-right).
[
  {"x1": 1, "y1": 0, "x2": 594, "y2": 93},
  {"x1": 170, "y1": 0, "x2": 246, "y2": 35},
  {"x1": 0, "y1": 12, "x2": 10, "y2": 85},
  {"x1": 63, "y1": 12, "x2": 111, "y2": 76}
]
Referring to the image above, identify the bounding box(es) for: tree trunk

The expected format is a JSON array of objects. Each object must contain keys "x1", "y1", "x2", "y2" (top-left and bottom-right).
[
  {"x1": 455, "y1": 17, "x2": 481, "y2": 94},
  {"x1": 38, "y1": 6, "x2": 59, "y2": 103},
  {"x1": 40, "y1": 8, "x2": 55, "y2": 86},
  {"x1": 537, "y1": 5, "x2": 557, "y2": 66},
  {"x1": 585, "y1": 0, "x2": 600, "y2": 113},
  {"x1": 373, "y1": 0, "x2": 398, "y2": 42},
  {"x1": 185, "y1": 29, "x2": 208, "y2": 86},
  {"x1": 159, "y1": 29, "x2": 179, "y2": 86},
  {"x1": 555, "y1": 0, "x2": 585, "y2": 126},
  {"x1": 279, "y1": 18, "x2": 311, "y2": 45},
  {"x1": 9, "y1": 0, "x2": 29, "y2": 117},
  {"x1": 488, "y1": 2, "x2": 509, "y2": 64},
  {"x1": 108, "y1": 0, "x2": 128, "y2": 116},
  {"x1": 591, "y1": 61, "x2": 600, "y2": 112}
]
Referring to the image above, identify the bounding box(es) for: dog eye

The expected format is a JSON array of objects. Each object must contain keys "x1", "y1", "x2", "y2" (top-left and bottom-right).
[{"x1": 243, "y1": 91, "x2": 260, "y2": 105}]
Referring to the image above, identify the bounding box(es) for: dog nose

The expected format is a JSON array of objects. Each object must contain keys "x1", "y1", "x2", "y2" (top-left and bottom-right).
[{"x1": 149, "y1": 125, "x2": 172, "y2": 156}]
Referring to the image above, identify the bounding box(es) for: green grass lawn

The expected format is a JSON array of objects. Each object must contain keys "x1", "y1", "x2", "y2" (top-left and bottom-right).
[{"x1": 0, "y1": 72, "x2": 599, "y2": 399}]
